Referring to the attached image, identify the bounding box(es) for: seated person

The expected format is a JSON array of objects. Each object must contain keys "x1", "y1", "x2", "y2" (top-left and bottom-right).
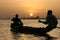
[
  {"x1": 11, "y1": 14, "x2": 23, "y2": 26},
  {"x1": 38, "y1": 10, "x2": 58, "y2": 32}
]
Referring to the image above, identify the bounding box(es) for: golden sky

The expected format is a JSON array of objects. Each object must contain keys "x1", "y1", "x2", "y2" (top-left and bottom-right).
[{"x1": 0, "y1": 0, "x2": 60, "y2": 18}]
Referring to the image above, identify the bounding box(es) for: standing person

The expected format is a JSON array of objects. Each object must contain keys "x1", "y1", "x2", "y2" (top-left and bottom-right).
[{"x1": 38, "y1": 10, "x2": 58, "y2": 32}]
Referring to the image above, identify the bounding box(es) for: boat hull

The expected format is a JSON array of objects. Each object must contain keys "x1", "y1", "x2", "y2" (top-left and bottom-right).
[{"x1": 10, "y1": 25, "x2": 51, "y2": 36}]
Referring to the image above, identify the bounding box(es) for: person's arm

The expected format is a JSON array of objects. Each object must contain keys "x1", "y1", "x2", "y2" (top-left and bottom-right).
[
  {"x1": 19, "y1": 19, "x2": 23, "y2": 25},
  {"x1": 11, "y1": 18, "x2": 14, "y2": 21},
  {"x1": 38, "y1": 17, "x2": 48, "y2": 24},
  {"x1": 19, "y1": 19, "x2": 22, "y2": 23},
  {"x1": 38, "y1": 20, "x2": 47, "y2": 24},
  {"x1": 11, "y1": 18, "x2": 14, "y2": 23}
]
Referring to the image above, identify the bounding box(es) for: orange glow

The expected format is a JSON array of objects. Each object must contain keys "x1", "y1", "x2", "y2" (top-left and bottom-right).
[{"x1": 0, "y1": 0, "x2": 60, "y2": 18}]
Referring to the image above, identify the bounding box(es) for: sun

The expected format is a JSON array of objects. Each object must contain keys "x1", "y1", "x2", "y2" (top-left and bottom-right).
[{"x1": 30, "y1": 13, "x2": 33, "y2": 17}]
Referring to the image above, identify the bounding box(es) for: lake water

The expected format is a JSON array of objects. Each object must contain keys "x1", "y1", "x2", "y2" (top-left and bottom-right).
[{"x1": 0, "y1": 19, "x2": 60, "y2": 40}]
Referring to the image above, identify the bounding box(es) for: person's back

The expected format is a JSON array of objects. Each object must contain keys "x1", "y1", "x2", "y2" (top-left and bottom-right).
[
  {"x1": 46, "y1": 10, "x2": 58, "y2": 27},
  {"x1": 46, "y1": 14, "x2": 58, "y2": 27}
]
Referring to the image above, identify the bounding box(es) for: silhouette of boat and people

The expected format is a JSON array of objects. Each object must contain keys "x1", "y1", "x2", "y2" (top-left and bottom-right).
[{"x1": 11, "y1": 10, "x2": 58, "y2": 40}]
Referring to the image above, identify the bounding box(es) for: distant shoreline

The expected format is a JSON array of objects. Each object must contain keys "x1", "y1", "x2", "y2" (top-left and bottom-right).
[{"x1": 0, "y1": 18, "x2": 60, "y2": 20}]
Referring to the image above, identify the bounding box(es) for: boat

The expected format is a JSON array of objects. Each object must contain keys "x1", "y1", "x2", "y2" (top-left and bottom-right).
[{"x1": 10, "y1": 24, "x2": 57, "y2": 36}]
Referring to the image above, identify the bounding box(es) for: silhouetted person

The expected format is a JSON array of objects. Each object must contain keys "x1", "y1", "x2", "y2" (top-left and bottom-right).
[
  {"x1": 11, "y1": 14, "x2": 23, "y2": 27},
  {"x1": 39, "y1": 10, "x2": 58, "y2": 32}
]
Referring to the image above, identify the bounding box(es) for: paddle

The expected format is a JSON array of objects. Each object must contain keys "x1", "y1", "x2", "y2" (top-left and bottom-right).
[{"x1": 57, "y1": 27, "x2": 60, "y2": 29}]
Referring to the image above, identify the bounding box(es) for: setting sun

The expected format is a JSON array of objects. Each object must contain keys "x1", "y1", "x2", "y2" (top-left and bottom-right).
[
  {"x1": 0, "y1": 0, "x2": 60, "y2": 18},
  {"x1": 30, "y1": 13, "x2": 33, "y2": 17}
]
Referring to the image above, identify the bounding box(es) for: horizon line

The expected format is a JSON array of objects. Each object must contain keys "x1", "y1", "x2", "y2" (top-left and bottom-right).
[{"x1": 0, "y1": 17, "x2": 60, "y2": 19}]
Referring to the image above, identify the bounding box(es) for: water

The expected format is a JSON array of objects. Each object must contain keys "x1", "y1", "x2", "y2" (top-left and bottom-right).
[{"x1": 0, "y1": 19, "x2": 60, "y2": 40}]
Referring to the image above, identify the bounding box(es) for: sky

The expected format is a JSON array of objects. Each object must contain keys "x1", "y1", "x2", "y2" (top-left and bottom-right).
[{"x1": 0, "y1": 0, "x2": 60, "y2": 18}]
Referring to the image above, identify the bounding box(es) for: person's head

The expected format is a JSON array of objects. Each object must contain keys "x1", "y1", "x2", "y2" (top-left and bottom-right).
[
  {"x1": 47, "y1": 10, "x2": 52, "y2": 15},
  {"x1": 15, "y1": 14, "x2": 18, "y2": 18}
]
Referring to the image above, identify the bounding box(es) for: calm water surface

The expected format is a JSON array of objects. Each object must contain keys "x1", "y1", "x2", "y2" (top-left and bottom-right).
[{"x1": 0, "y1": 19, "x2": 60, "y2": 40}]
